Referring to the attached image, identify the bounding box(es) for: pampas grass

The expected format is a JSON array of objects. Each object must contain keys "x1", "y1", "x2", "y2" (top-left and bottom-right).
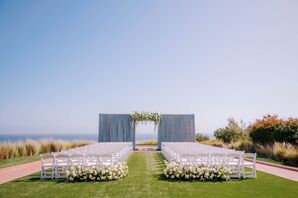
[
  {"x1": 201, "y1": 139, "x2": 226, "y2": 148},
  {"x1": 284, "y1": 147, "x2": 298, "y2": 166},
  {"x1": 16, "y1": 142, "x2": 26, "y2": 157},
  {"x1": 273, "y1": 143, "x2": 298, "y2": 166},
  {"x1": 0, "y1": 142, "x2": 18, "y2": 159},
  {"x1": 25, "y1": 139, "x2": 40, "y2": 156},
  {"x1": 230, "y1": 138, "x2": 255, "y2": 153},
  {"x1": 0, "y1": 139, "x2": 94, "y2": 160}
]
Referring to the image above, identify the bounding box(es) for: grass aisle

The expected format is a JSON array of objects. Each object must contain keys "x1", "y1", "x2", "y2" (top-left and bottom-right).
[{"x1": 0, "y1": 152, "x2": 297, "y2": 198}]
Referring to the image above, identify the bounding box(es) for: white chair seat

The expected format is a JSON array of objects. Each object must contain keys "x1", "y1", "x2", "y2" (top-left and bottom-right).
[
  {"x1": 86, "y1": 162, "x2": 97, "y2": 166},
  {"x1": 243, "y1": 161, "x2": 253, "y2": 166},
  {"x1": 227, "y1": 161, "x2": 239, "y2": 165},
  {"x1": 101, "y1": 162, "x2": 111, "y2": 166},
  {"x1": 56, "y1": 162, "x2": 68, "y2": 166},
  {"x1": 43, "y1": 163, "x2": 53, "y2": 167}
]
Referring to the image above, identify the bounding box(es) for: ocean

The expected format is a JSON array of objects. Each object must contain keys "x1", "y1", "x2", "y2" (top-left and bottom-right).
[{"x1": 0, "y1": 133, "x2": 157, "y2": 143}]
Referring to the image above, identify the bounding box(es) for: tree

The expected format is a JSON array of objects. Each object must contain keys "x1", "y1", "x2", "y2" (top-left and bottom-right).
[{"x1": 214, "y1": 118, "x2": 247, "y2": 143}]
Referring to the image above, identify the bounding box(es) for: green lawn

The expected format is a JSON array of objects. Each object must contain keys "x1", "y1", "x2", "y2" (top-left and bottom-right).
[
  {"x1": 0, "y1": 156, "x2": 40, "y2": 169},
  {"x1": 257, "y1": 157, "x2": 297, "y2": 168},
  {"x1": 0, "y1": 152, "x2": 297, "y2": 198},
  {"x1": 257, "y1": 157, "x2": 284, "y2": 165}
]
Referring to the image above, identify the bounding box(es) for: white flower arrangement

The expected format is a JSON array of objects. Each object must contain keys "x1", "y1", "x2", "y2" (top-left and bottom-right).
[
  {"x1": 130, "y1": 112, "x2": 160, "y2": 123},
  {"x1": 65, "y1": 163, "x2": 128, "y2": 182},
  {"x1": 164, "y1": 161, "x2": 232, "y2": 181}
]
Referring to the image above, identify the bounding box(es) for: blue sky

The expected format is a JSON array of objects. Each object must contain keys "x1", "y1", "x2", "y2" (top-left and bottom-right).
[{"x1": 0, "y1": 0, "x2": 297, "y2": 136}]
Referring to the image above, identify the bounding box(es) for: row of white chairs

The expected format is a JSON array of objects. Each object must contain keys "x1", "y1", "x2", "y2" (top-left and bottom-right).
[
  {"x1": 161, "y1": 142, "x2": 256, "y2": 179},
  {"x1": 41, "y1": 142, "x2": 133, "y2": 179}
]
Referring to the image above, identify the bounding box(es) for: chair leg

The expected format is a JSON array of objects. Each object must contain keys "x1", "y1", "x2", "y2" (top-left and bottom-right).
[
  {"x1": 41, "y1": 166, "x2": 44, "y2": 179},
  {"x1": 55, "y1": 166, "x2": 58, "y2": 180},
  {"x1": 241, "y1": 165, "x2": 244, "y2": 178},
  {"x1": 51, "y1": 166, "x2": 54, "y2": 179}
]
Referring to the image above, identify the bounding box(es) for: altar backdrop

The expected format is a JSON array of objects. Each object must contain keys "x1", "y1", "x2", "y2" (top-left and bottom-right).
[
  {"x1": 98, "y1": 113, "x2": 195, "y2": 149},
  {"x1": 157, "y1": 114, "x2": 195, "y2": 149},
  {"x1": 98, "y1": 114, "x2": 134, "y2": 142}
]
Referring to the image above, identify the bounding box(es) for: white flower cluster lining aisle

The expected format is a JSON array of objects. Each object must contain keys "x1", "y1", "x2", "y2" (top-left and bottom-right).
[
  {"x1": 40, "y1": 142, "x2": 133, "y2": 181},
  {"x1": 162, "y1": 142, "x2": 256, "y2": 181}
]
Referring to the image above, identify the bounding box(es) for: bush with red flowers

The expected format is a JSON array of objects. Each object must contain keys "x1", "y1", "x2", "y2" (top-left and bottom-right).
[{"x1": 249, "y1": 115, "x2": 298, "y2": 145}]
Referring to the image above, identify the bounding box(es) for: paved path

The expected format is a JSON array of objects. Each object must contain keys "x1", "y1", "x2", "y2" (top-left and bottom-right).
[
  {"x1": 256, "y1": 162, "x2": 298, "y2": 182},
  {"x1": 0, "y1": 160, "x2": 41, "y2": 184}
]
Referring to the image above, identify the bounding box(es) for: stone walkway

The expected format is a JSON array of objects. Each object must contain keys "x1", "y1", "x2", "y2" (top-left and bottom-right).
[
  {"x1": 0, "y1": 156, "x2": 297, "y2": 185},
  {"x1": 0, "y1": 160, "x2": 41, "y2": 184},
  {"x1": 256, "y1": 163, "x2": 298, "y2": 182}
]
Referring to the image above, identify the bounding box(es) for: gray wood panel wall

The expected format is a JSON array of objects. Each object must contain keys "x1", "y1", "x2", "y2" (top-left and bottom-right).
[{"x1": 98, "y1": 113, "x2": 195, "y2": 150}]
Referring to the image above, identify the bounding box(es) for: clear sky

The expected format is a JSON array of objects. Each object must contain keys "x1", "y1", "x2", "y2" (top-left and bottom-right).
[{"x1": 0, "y1": 0, "x2": 297, "y2": 136}]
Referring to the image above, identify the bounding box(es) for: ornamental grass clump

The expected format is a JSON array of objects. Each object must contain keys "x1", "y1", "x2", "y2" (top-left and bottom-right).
[
  {"x1": 273, "y1": 143, "x2": 298, "y2": 166},
  {"x1": 201, "y1": 139, "x2": 226, "y2": 148},
  {"x1": 164, "y1": 161, "x2": 232, "y2": 181},
  {"x1": 0, "y1": 139, "x2": 94, "y2": 160},
  {"x1": 65, "y1": 163, "x2": 128, "y2": 182}
]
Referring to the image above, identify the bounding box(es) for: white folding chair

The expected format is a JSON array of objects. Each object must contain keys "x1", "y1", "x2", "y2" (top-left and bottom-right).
[
  {"x1": 179, "y1": 154, "x2": 195, "y2": 165},
  {"x1": 99, "y1": 153, "x2": 113, "y2": 166},
  {"x1": 242, "y1": 153, "x2": 257, "y2": 178},
  {"x1": 84, "y1": 153, "x2": 99, "y2": 167},
  {"x1": 210, "y1": 153, "x2": 226, "y2": 165},
  {"x1": 40, "y1": 153, "x2": 55, "y2": 179},
  {"x1": 194, "y1": 153, "x2": 210, "y2": 165},
  {"x1": 70, "y1": 154, "x2": 84, "y2": 166},
  {"x1": 54, "y1": 154, "x2": 70, "y2": 179},
  {"x1": 226, "y1": 153, "x2": 241, "y2": 178}
]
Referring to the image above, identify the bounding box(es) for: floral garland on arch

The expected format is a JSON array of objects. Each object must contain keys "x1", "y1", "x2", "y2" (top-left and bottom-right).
[
  {"x1": 130, "y1": 112, "x2": 161, "y2": 123},
  {"x1": 130, "y1": 111, "x2": 161, "y2": 130}
]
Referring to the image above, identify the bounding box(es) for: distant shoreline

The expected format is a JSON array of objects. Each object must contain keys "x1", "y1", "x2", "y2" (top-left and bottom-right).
[{"x1": 0, "y1": 133, "x2": 157, "y2": 143}]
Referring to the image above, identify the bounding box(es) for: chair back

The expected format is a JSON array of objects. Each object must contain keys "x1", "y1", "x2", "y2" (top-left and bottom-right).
[
  {"x1": 41, "y1": 153, "x2": 54, "y2": 161},
  {"x1": 55, "y1": 154, "x2": 69, "y2": 165},
  {"x1": 70, "y1": 154, "x2": 84, "y2": 165},
  {"x1": 243, "y1": 153, "x2": 256, "y2": 161},
  {"x1": 210, "y1": 153, "x2": 226, "y2": 165}
]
